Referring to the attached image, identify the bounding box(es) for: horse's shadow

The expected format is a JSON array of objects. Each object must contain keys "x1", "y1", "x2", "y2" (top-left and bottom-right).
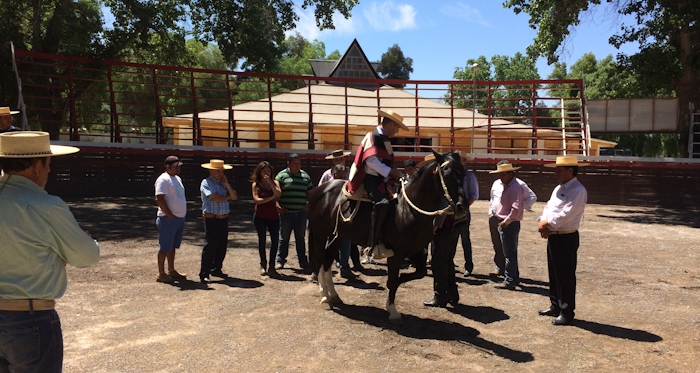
[
  {"x1": 332, "y1": 303, "x2": 534, "y2": 363},
  {"x1": 574, "y1": 319, "x2": 662, "y2": 342}
]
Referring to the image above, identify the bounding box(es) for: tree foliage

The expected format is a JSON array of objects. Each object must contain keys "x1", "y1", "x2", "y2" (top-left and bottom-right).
[
  {"x1": 451, "y1": 53, "x2": 540, "y2": 123},
  {"x1": 1, "y1": 0, "x2": 358, "y2": 138},
  {"x1": 376, "y1": 44, "x2": 413, "y2": 87},
  {"x1": 504, "y1": 0, "x2": 700, "y2": 156}
]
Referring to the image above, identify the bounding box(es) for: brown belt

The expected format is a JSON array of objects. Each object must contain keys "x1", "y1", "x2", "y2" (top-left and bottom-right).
[
  {"x1": 549, "y1": 230, "x2": 577, "y2": 235},
  {"x1": 0, "y1": 299, "x2": 56, "y2": 312},
  {"x1": 203, "y1": 213, "x2": 228, "y2": 219}
]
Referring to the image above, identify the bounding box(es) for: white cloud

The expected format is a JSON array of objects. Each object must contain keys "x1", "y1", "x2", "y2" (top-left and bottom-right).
[
  {"x1": 287, "y1": 6, "x2": 357, "y2": 40},
  {"x1": 363, "y1": 1, "x2": 417, "y2": 31},
  {"x1": 440, "y1": 2, "x2": 491, "y2": 28}
]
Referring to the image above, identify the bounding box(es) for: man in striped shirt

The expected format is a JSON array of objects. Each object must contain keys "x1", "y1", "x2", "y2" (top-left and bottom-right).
[{"x1": 275, "y1": 153, "x2": 314, "y2": 271}]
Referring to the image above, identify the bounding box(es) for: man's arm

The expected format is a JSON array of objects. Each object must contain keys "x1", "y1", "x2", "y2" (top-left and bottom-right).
[
  {"x1": 49, "y1": 202, "x2": 100, "y2": 267},
  {"x1": 155, "y1": 194, "x2": 175, "y2": 218}
]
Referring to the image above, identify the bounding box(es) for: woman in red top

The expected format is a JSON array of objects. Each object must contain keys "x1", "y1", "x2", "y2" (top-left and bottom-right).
[{"x1": 251, "y1": 161, "x2": 282, "y2": 277}]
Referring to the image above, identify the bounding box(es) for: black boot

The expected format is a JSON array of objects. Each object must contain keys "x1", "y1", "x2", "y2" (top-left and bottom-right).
[{"x1": 367, "y1": 201, "x2": 393, "y2": 259}]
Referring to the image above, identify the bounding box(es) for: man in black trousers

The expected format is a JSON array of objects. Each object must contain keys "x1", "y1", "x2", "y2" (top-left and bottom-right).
[{"x1": 537, "y1": 156, "x2": 589, "y2": 325}]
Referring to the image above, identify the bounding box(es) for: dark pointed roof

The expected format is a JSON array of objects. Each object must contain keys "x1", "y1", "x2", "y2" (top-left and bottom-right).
[{"x1": 328, "y1": 39, "x2": 381, "y2": 80}]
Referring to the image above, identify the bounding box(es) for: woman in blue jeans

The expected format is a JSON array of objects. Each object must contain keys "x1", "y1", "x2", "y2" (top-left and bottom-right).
[{"x1": 251, "y1": 161, "x2": 282, "y2": 276}]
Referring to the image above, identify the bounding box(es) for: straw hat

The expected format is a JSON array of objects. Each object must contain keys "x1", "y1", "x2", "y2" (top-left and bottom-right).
[
  {"x1": 544, "y1": 156, "x2": 590, "y2": 168},
  {"x1": 416, "y1": 153, "x2": 436, "y2": 168},
  {"x1": 325, "y1": 149, "x2": 351, "y2": 160},
  {"x1": 201, "y1": 159, "x2": 232, "y2": 170},
  {"x1": 489, "y1": 162, "x2": 521, "y2": 174},
  {"x1": 378, "y1": 109, "x2": 408, "y2": 131},
  {"x1": 0, "y1": 107, "x2": 19, "y2": 115},
  {"x1": 0, "y1": 131, "x2": 79, "y2": 158}
]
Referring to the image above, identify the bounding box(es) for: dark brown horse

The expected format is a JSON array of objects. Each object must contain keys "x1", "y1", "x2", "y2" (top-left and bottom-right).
[{"x1": 307, "y1": 151, "x2": 467, "y2": 324}]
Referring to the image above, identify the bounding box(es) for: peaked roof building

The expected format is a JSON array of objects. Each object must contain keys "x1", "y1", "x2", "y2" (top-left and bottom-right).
[{"x1": 308, "y1": 39, "x2": 380, "y2": 89}]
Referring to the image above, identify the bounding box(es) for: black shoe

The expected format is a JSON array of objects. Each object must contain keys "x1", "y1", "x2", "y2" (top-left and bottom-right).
[
  {"x1": 209, "y1": 270, "x2": 227, "y2": 278},
  {"x1": 464, "y1": 269, "x2": 472, "y2": 277},
  {"x1": 538, "y1": 307, "x2": 560, "y2": 317},
  {"x1": 200, "y1": 276, "x2": 211, "y2": 284},
  {"x1": 423, "y1": 298, "x2": 447, "y2": 308},
  {"x1": 448, "y1": 297, "x2": 459, "y2": 307},
  {"x1": 553, "y1": 314, "x2": 573, "y2": 326}
]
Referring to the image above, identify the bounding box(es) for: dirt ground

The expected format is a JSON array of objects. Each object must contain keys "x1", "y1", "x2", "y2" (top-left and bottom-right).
[{"x1": 58, "y1": 197, "x2": 700, "y2": 373}]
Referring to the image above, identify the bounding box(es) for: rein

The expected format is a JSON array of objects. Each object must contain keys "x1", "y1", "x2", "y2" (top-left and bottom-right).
[{"x1": 401, "y1": 161, "x2": 455, "y2": 216}]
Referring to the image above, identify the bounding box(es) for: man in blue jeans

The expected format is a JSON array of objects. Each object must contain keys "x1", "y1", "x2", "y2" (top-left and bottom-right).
[
  {"x1": 275, "y1": 153, "x2": 314, "y2": 272},
  {"x1": 489, "y1": 161, "x2": 524, "y2": 290},
  {"x1": 458, "y1": 152, "x2": 479, "y2": 276},
  {"x1": 0, "y1": 131, "x2": 100, "y2": 372}
]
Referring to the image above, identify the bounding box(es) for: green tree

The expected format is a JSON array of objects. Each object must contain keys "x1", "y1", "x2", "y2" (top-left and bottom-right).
[
  {"x1": 1, "y1": 0, "x2": 358, "y2": 138},
  {"x1": 504, "y1": 0, "x2": 700, "y2": 157},
  {"x1": 450, "y1": 53, "x2": 540, "y2": 123},
  {"x1": 553, "y1": 53, "x2": 682, "y2": 157},
  {"x1": 376, "y1": 44, "x2": 413, "y2": 87}
]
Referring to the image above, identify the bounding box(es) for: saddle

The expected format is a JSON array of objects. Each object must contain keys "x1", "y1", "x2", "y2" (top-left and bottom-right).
[{"x1": 341, "y1": 181, "x2": 398, "y2": 202}]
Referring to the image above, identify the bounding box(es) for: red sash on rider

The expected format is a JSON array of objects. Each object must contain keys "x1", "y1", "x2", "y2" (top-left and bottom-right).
[{"x1": 348, "y1": 127, "x2": 394, "y2": 194}]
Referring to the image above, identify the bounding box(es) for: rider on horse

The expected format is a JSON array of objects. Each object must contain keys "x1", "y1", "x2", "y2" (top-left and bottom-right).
[{"x1": 347, "y1": 109, "x2": 408, "y2": 259}]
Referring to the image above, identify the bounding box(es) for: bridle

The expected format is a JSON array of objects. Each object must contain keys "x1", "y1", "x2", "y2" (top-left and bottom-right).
[{"x1": 401, "y1": 160, "x2": 459, "y2": 216}]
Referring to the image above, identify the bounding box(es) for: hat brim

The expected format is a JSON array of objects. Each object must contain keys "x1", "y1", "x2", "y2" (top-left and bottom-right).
[
  {"x1": 325, "y1": 151, "x2": 351, "y2": 160},
  {"x1": 0, "y1": 144, "x2": 80, "y2": 158},
  {"x1": 378, "y1": 109, "x2": 409, "y2": 131},
  {"x1": 416, "y1": 159, "x2": 434, "y2": 168},
  {"x1": 201, "y1": 163, "x2": 232, "y2": 170},
  {"x1": 544, "y1": 163, "x2": 589, "y2": 168},
  {"x1": 489, "y1": 166, "x2": 521, "y2": 174}
]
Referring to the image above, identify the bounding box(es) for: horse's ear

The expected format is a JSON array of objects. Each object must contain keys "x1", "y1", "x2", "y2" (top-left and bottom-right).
[{"x1": 431, "y1": 149, "x2": 444, "y2": 164}]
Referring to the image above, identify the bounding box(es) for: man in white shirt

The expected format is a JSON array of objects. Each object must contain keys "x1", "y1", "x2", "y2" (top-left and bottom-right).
[
  {"x1": 154, "y1": 156, "x2": 188, "y2": 283},
  {"x1": 488, "y1": 160, "x2": 537, "y2": 276},
  {"x1": 347, "y1": 109, "x2": 407, "y2": 259},
  {"x1": 537, "y1": 156, "x2": 589, "y2": 326}
]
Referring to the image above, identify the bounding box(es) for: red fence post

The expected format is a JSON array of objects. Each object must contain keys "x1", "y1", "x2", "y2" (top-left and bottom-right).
[
  {"x1": 267, "y1": 76, "x2": 275, "y2": 148},
  {"x1": 308, "y1": 83, "x2": 314, "y2": 150},
  {"x1": 191, "y1": 71, "x2": 200, "y2": 146},
  {"x1": 152, "y1": 67, "x2": 164, "y2": 144},
  {"x1": 67, "y1": 60, "x2": 79, "y2": 141},
  {"x1": 344, "y1": 83, "x2": 349, "y2": 150}
]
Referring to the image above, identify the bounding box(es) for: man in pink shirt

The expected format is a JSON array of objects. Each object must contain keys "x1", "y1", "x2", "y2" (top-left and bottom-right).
[{"x1": 489, "y1": 160, "x2": 524, "y2": 290}]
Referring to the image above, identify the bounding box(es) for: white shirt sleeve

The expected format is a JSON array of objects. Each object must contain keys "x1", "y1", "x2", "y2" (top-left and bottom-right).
[
  {"x1": 365, "y1": 155, "x2": 392, "y2": 178},
  {"x1": 518, "y1": 179, "x2": 537, "y2": 211}
]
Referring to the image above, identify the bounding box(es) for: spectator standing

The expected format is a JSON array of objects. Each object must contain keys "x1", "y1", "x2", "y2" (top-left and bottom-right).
[
  {"x1": 458, "y1": 152, "x2": 479, "y2": 276},
  {"x1": 489, "y1": 161, "x2": 525, "y2": 290},
  {"x1": 154, "y1": 155, "x2": 188, "y2": 283},
  {"x1": 318, "y1": 149, "x2": 351, "y2": 185},
  {"x1": 275, "y1": 154, "x2": 314, "y2": 271},
  {"x1": 0, "y1": 107, "x2": 19, "y2": 134},
  {"x1": 537, "y1": 156, "x2": 589, "y2": 326},
  {"x1": 0, "y1": 131, "x2": 100, "y2": 372},
  {"x1": 199, "y1": 159, "x2": 237, "y2": 283},
  {"x1": 251, "y1": 161, "x2": 282, "y2": 277}
]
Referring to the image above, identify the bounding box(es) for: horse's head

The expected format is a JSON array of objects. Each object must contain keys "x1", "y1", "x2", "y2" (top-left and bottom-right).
[{"x1": 430, "y1": 150, "x2": 467, "y2": 218}]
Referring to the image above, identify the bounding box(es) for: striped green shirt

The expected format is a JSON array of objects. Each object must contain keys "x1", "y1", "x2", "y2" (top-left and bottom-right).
[{"x1": 275, "y1": 168, "x2": 313, "y2": 212}]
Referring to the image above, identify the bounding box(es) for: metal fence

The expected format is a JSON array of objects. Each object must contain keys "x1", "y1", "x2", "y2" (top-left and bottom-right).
[{"x1": 13, "y1": 49, "x2": 590, "y2": 155}]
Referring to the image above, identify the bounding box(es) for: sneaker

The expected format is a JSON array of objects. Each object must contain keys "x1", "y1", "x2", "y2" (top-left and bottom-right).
[
  {"x1": 260, "y1": 267, "x2": 268, "y2": 276},
  {"x1": 156, "y1": 274, "x2": 174, "y2": 283},
  {"x1": 210, "y1": 270, "x2": 227, "y2": 278},
  {"x1": 372, "y1": 243, "x2": 394, "y2": 259},
  {"x1": 267, "y1": 267, "x2": 280, "y2": 278},
  {"x1": 275, "y1": 262, "x2": 284, "y2": 270}
]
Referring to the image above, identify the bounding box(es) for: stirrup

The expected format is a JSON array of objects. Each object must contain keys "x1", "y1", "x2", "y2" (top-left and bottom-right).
[{"x1": 371, "y1": 243, "x2": 394, "y2": 259}]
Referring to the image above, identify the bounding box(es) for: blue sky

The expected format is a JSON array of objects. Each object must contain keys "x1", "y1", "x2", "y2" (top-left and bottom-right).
[{"x1": 289, "y1": 0, "x2": 640, "y2": 81}]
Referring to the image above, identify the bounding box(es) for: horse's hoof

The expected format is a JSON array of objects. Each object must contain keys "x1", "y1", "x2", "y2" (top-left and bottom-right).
[
  {"x1": 389, "y1": 316, "x2": 404, "y2": 325},
  {"x1": 320, "y1": 297, "x2": 332, "y2": 310}
]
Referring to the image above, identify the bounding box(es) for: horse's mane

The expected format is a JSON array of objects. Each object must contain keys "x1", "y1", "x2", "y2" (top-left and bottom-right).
[{"x1": 405, "y1": 152, "x2": 459, "y2": 188}]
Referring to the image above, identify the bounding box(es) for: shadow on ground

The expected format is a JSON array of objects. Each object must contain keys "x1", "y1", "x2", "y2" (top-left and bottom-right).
[
  {"x1": 574, "y1": 320, "x2": 663, "y2": 342},
  {"x1": 66, "y1": 197, "x2": 255, "y2": 243},
  {"x1": 333, "y1": 303, "x2": 534, "y2": 363},
  {"x1": 598, "y1": 207, "x2": 700, "y2": 228}
]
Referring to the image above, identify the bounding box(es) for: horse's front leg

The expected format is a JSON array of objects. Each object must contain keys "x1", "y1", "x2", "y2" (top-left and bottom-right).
[{"x1": 385, "y1": 255, "x2": 403, "y2": 325}]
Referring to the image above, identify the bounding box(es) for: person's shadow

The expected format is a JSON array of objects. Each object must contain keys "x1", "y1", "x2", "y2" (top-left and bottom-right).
[
  {"x1": 573, "y1": 319, "x2": 663, "y2": 342},
  {"x1": 333, "y1": 303, "x2": 534, "y2": 363}
]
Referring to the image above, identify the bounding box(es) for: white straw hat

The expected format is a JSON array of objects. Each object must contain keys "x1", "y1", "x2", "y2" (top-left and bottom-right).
[
  {"x1": 378, "y1": 109, "x2": 408, "y2": 131},
  {"x1": 0, "y1": 131, "x2": 79, "y2": 158},
  {"x1": 201, "y1": 159, "x2": 232, "y2": 170},
  {"x1": 544, "y1": 156, "x2": 590, "y2": 168},
  {"x1": 489, "y1": 162, "x2": 521, "y2": 174}
]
